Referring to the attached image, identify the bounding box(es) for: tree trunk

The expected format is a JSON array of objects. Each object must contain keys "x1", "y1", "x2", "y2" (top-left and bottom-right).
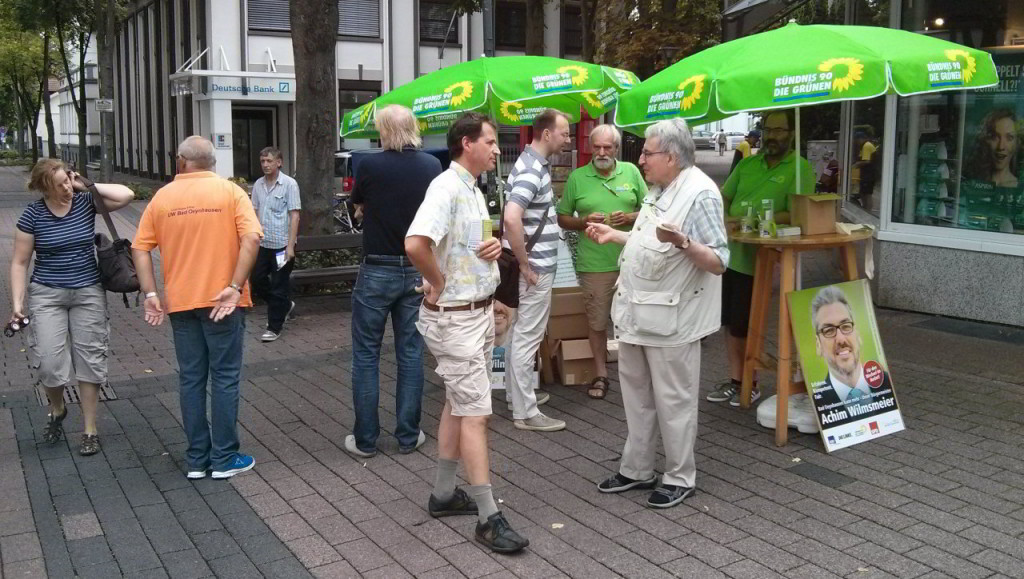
[
  {"x1": 14, "y1": 77, "x2": 40, "y2": 163},
  {"x1": 290, "y1": 0, "x2": 338, "y2": 236},
  {"x1": 581, "y1": 0, "x2": 595, "y2": 62},
  {"x1": 77, "y1": 32, "x2": 90, "y2": 175},
  {"x1": 525, "y1": 0, "x2": 545, "y2": 55},
  {"x1": 97, "y1": 0, "x2": 116, "y2": 180},
  {"x1": 42, "y1": 32, "x2": 57, "y2": 158}
]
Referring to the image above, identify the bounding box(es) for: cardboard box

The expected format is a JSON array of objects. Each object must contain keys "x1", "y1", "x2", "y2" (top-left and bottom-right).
[
  {"x1": 548, "y1": 313, "x2": 590, "y2": 342},
  {"x1": 790, "y1": 194, "x2": 839, "y2": 236},
  {"x1": 555, "y1": 339, "x2": 596, "y2": 385},
  {"x1": 550, "y1": 287, "x2": 587, "y2": 316},
  {"x1": 606, "y1": 339, "x2": 619, "y2": 363},
  {"x1": 545, "y1": 287, "x2": 591, "y2": 355}
]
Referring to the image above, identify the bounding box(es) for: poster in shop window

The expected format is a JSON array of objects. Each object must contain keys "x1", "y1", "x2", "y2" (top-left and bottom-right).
[
  {"x1": 956, "y1": 50, "x2": 1024, "y2": 233},
  {"x1": 787, "y1": 279, "x2": 905, "y2": 452}
]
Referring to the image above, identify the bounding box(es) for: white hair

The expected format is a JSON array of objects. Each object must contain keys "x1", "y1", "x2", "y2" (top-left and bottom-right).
[
  {"x1": 177, "y1": 136, "x2": 216, "y2": 170},
  {"x1": 376, "y1": 105, "x2": 422, "y2": 151},
  {"x1": 644, "y1": 118, "x2": 696, "y2": 169},
  {"x1": 589, "y1": 124, "x2": 621, "y2": 149}
]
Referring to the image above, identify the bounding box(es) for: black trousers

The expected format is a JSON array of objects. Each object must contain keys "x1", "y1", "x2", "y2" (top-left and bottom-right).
[{"x1": 250, "y1": 246, "x2": 294, "y2": 333}]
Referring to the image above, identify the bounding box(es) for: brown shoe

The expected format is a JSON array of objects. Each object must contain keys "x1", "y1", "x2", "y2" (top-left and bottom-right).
[{"x1": 80, "y1": 434, "x2": 101, "y2": 456}]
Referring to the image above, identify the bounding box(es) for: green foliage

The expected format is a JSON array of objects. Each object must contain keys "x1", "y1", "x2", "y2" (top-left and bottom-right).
[
  {"x1": 293, "y1": 248, "x2": 360, "y2": 295},
  {"x1": 122, "y1": 181, "x2": 154, "y2": 200},
  {"x1": 595, "y1": 0, "x2": 722, "y2": 79},
  {"x1": 227, "y1": 176, "x2": 249, "y2": 193}
]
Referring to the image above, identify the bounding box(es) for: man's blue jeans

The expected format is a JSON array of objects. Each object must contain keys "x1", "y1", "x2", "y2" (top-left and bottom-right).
[
  {"x1": 169, "y1": 308, "x2": 245, "y2": 471},
  {"x1": 350, "y1": 257, "x2": 424, "y2": 452}
]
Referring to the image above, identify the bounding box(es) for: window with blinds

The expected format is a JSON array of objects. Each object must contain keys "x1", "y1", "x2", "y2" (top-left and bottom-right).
[
  {"x1": 247, "y1": 0, "x2": 380, "y2": 38},
  {"x1": 495, "y1": 1, "x2": 526, "y2": 49},
  {"x1": 562, "y1": 4, "x2": 582, "y2": 54},
  {"x1": 420, "y1": 0, "x2": 458, "y2": 44}
]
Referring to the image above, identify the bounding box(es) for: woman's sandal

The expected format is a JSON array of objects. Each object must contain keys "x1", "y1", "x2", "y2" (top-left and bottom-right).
[
  {"x1": 80, "y1": 434, "x2": 101, "y2": 456},
  {"x1": 42, "y1": 407, "x2": 68, "y2": 444},
  {"x1": 587, "y1": 376, "x2": 610, "y2": 399}
]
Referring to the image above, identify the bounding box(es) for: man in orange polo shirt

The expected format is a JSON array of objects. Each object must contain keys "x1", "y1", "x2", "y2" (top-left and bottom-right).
[{"x1": 132, "y1": 136, "x2": 263, "y2": 480}]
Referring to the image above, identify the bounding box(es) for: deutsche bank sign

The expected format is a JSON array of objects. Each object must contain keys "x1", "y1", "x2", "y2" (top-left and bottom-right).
[{"x1": 206, "y1": 78, "x2": 293, "y2": 101}]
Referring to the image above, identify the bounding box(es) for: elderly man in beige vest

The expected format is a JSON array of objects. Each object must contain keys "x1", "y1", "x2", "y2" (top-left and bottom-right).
[{"x1": 586, "y1": 118, "x2": 729, "y2": 508}]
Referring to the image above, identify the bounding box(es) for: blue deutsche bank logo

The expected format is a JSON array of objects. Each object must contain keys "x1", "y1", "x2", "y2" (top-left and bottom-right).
[{"x1": 279, "y1": 82, "x2": 290, "y2": 93}]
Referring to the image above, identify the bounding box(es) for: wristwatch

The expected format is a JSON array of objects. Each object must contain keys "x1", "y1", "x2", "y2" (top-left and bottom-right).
[
  {"x1": 229, "y1": 282, "x2": 242, "y2": 292},
  {"x1": 144, "y1": 291, "x2": 158, "y2": 299}
]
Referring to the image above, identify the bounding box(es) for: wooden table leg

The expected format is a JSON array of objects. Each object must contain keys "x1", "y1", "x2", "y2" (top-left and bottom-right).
[
  {"x1": 840, "y1": 244, "x2": 859, "y2": 281},
  {"x1": 741, "y1": 248, "x2": 773, "y2": 408},
  {"x1": 775, "y1": 248, "x2": 796, "y2": 447}
]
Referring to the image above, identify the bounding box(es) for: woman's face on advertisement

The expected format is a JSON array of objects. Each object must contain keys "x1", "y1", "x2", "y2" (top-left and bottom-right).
[{"x1": 988, "y1": 117, "x2": 1017, "y2": 172}]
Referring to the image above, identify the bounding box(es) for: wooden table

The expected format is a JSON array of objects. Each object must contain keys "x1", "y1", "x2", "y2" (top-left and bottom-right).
[{"x1": 731, "y1": 228, "x2": 874, "y2": 446}]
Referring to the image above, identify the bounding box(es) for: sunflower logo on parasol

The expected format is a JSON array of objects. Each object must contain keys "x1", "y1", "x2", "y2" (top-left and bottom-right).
[
  {"x1": 500, "y1": 101, "x2": 524, "y2": 122},
  {"x1": 818, "y1": 58, "x2": 863, "y2": 93},
  {"x1": 582, "y1": 91, "x2": 603, "y2": 110},
  {"x1": 677, "y1": 75, "x2": 706, "y2": 112},
  {"x1": 556, "y1": 65, "x2": 590, "y2": 87},
  {"x1": 944, "y1": 49, "x2": 976, "y2": 84},
  {"x1": 445, "y1": 81, "x2": 475, "y2": 106}
]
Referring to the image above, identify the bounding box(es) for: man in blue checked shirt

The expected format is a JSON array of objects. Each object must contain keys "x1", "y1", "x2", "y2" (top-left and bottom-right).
[{"x1": 249, "y1": 146, "x2": 301, "y2": 342}]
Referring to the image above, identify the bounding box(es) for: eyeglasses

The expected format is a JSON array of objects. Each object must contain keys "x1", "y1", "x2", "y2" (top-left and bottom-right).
[
  {"x1": 639, "y1": 150, "x2": 669, "y2": 158},
  {"x1": 817, "y1": 321, "x2": 855, "y2": 338},
  {"x1": 762, "y1": 127, "x2": 791, "y2": 136}
]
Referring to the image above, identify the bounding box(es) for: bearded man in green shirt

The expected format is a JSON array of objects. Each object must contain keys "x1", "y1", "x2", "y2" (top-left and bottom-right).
[
  {"x1": 707, "y1": 109, "x2": 815, "y2": 407},
  {"x1": 557, "y1": 124, "x2": 648, "y2": 399}
]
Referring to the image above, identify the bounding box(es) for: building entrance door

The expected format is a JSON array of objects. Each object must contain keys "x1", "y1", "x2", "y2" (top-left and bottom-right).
[{"x1": 232, "y1": 108, "x2": 275, "y2": 181}]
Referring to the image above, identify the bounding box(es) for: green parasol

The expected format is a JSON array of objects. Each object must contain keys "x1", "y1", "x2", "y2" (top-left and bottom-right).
[
  {"x1": 341, "y1": 56, "x2": 640, "y2": 138},
  {"x1": 614, "y1": 21, "x2": 1000, "y2": 193},
  {"x1": 615, "y1": 21, "x2": 998, "y2": 131}
]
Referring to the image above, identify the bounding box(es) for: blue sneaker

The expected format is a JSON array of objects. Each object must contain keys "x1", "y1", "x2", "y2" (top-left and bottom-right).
[{"x1": 211, "y1": 455, "x2": 255, "y2": 479}]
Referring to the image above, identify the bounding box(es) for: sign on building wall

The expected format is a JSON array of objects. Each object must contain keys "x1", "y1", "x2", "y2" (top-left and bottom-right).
[
  {"x1": 95, "y1": 99, "x2": 114, "y2": 112},
  {"x1": 201, "y1": 77, "x2": 295, "y2": 102}
]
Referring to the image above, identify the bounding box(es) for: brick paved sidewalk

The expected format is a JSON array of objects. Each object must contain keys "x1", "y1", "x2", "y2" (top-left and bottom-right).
[{"x1": 3, "y1": 165, "x2": 1024, "y2": 578}]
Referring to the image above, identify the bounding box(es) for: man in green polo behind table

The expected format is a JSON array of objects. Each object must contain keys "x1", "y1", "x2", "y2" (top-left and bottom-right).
[
  {"x1": 707, "y1": 109, "x2": 815, "y2": 407},
  {"x1": 557, "y1": 124, "x2": 648, "y2": 399}
]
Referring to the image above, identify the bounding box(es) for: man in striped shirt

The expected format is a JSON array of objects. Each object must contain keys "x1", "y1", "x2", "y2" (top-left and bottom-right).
[{"x1": 502, "y1": 109, "x2": 571, "y2": 432}]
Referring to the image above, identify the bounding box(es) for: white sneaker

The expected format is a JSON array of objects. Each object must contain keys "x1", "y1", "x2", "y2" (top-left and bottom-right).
[
  {"x1": 514, "y1": 413, "x2": 566, "y2": 432},
  {"x1": 505, "y1": 391, "x2": 550, "y2": 411},
  {"x1": 399, "y1": 431, "x2": 426, "y2": 454},
  {"x1": 186, "y1": 470, "x2": 206, "y2": 480},
  {"x1": 344, "y1": 435, "x2": 377, "y2": 458},
  {"x1": 261, "y1": 330, "x2": 280, "y2": 342}
]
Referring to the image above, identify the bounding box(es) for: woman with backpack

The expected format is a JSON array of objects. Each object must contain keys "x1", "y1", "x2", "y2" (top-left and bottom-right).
[{"x1": 8, "y1": 159, "x2": 134, "y2": 455}]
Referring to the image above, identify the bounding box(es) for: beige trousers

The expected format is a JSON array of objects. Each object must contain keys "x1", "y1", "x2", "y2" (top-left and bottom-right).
[{"x1": 617, "y1": 340, "x2": 701, "y2": 488}]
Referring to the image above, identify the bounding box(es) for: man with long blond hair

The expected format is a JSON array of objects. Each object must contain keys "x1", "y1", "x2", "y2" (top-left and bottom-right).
[{"x1": 344, "y1": 105, "x2": 443, "y2": 458}]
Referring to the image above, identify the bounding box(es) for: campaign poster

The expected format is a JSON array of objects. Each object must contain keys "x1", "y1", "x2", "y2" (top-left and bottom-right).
[
  {"x1": 956, "y1": 49, "x2": 1024, "y2": 233},
  {"x1": 490, "y1": 346, "x2": 506, "y2": 390},
  {"x1": 787, "y1": 279, "x2": 904, "y2": 452}
]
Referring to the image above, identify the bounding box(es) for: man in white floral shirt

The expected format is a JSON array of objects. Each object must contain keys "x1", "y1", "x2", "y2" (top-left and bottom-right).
[{"x1": 405, "y1": 112, "x2": 529, "y2": 553}]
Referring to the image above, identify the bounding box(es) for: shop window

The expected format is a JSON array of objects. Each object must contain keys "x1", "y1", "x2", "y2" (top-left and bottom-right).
[
  {"x1": 891, "y1": 0, "x2": 1024, "y2": 235},
  {"x1": 421, "y1": 1, "x2": 458, "y2": 44},
  {"x1": 562, "y1": 4, "x2": 582, "y2": 54},
  {"x1": 496, "y1": 1, "x2": 526, "y2": 50},
  {"x1": 339, "y1": 83, "x2": 380, "y2": 148},
  {"x1": 248, "y1": 0, "x2": 380, "y2": 38}
]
